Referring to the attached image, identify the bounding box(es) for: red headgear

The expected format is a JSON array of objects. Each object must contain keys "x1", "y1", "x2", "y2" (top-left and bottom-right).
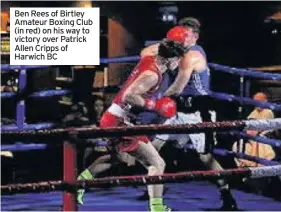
[{"x1": 166, "y1": 26, "x2": 190, "y2": 44}]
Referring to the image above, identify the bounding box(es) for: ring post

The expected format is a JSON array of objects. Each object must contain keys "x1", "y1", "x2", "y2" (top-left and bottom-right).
[
  {"x1": 245, "y1": 79, "x2": 251, "y2": 98},
  {"x1": 63, "y1": 141, "x2": 77, "y2": 211},
  {"x1": 239, "y1": 76, "x2": 244, "y2": 118},
  {"x1": 16, "y1": 69, "x2": 27, "y2": 129}
]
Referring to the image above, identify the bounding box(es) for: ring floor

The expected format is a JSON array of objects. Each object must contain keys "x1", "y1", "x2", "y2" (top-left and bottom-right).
[{"x1": 2, "y1": 181, "x2": 281, "y2": 211}]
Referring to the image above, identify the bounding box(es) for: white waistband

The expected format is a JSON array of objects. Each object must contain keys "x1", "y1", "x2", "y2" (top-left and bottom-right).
[{"x1": 107, "y1": 103, "x2": 127, "y2": 118}]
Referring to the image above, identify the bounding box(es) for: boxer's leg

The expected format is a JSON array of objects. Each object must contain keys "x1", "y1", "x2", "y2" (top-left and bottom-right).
[
  {"x1": 117, "y1": 152, "x2": 136, "y2": 167},
  {"x1": 199, "y1": 153, "x2": 237, "y2": 210},
  {"x1": 129, "y1": 142, "x2": 168, "y2": 212},
  {"x1": 174, "y1": 112, "x2": 237, "y2": 209},
  {"x1": 87, "y1": 154, "x2": 118, "y2": 175},
  {"x1": 77, "y1": 154, "x2": 119, "y2": 204},
  {"x1": 199, "y1": 153, "x2": 229, "y2": 189},
  {"x1": 82, "y1": 147, "x2": 94, "y2": 169}
]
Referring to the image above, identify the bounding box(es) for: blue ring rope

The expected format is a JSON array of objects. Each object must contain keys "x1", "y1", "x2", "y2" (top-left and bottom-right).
[
  {"x1": 2, "y1": 89, "x2": 280, "y2": 112},
  {"x1": 1, "y1": 143, "x2": 48, "y2": 151},
  {"x1": 208, "y1": 63, "x2": 281, "y2": 80},
  {"x1": 1, "y1": 123, "x2": 55, "y2": 131},
  {"x1": 210, "y1": 91, "x2": 281, "y2": 111},
  {"x1": 230, "y1": 131, "x2": 281, "y2": 148},
  {"x1": 2, "y1": 56, "x2": 281, "y2": 81},
  {"x1": 1, "y1": 89, "x2": 71, "y2": 99},
  {"x1": 100, "y1": 56, "x2": 140, "y2": 64},
  {"x1": 182, "y1": 144, "x2": 279, "y2": 166},
  {"x1": 213, "y1": 148, "x2": 280, "y2": 166},
  {"x1": 1, "y1": 65, "x2": 51, "y2": 72}
]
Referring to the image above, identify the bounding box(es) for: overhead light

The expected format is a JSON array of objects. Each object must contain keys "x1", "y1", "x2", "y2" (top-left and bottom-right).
[
  {"x1": 161, "y1": 13, "x2": 176, "y2": 23},
  {"x1": 167, "y1": 14, "x2": 174, "y2": 21},
  {"x1": 158, "y1": 3, "x2": 178, "y2": 24},
  {"x1": 271, "y1": 29, "x2": 278, "y2": 34},
  {"x1": 162, "y1": 14, "x2": 167, "y2": 21}
]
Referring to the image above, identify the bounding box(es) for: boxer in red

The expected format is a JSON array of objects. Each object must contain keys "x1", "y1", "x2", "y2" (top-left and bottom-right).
[{"x1": 77, "y1": 26, "x2": 190, "y2": 212}]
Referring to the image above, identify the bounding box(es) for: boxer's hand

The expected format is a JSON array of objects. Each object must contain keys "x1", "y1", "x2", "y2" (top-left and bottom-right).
[{"x1": 145, "y1": 97, "x2": 177, "y2": 118}]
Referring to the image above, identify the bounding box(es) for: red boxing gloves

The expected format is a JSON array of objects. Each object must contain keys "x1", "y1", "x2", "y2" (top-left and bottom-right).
[{"x1": 144, "y1": 97, "x2": 177, "y2": 118}]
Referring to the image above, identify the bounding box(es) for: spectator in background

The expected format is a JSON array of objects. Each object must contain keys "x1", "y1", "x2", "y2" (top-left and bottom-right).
[
  {"x1": 1, "y1": 75, "x2": 18, "y2": 92},
  {"x1": 232, "y1": 92, "x2": 281, "y2": 198},
  {"x1": 248, "y1": 92, "x2": 274, "y2": 120},
  {"x1": 82, "y1": 96, "x2": 106, "y2": 168},
  {"x1": 87, "y1": 95, "x2": 105, "y2": 126},
  {"x1": 232, "y1": 92, "x2": 275, "y2": 167},
  {"x1": 62, "y1": 95, "x2": 105, "y2": 127},
  {"x1": 61, "y1": 96, "x2": 107, "y2": 170}
]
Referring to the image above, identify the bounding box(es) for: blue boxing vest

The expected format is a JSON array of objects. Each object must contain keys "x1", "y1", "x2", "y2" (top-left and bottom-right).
[
  {"x1": 137, "y1": 44, "x2": 211, "y2": 123},
  {"x1": 181, "y1": 45, "x2": 210, "y2": 96}
]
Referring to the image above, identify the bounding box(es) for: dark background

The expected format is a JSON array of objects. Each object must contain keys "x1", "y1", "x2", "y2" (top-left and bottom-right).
[
  {"x1": 3, "y1": 1, "x2": 281, "y2": 66},
  {"x1": 97, "y1": 1, "x2": 281, "y2": 67}
]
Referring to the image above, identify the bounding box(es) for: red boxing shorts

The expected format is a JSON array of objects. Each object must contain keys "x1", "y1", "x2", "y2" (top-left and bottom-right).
[{"x1": 100, "y1": 111, "x2": 149, "y2": 152}]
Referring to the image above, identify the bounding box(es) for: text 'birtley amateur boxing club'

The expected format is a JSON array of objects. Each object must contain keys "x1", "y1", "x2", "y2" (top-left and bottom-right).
[{"x1": 10, "y1": 8, "x2": 100, "y2": 65}]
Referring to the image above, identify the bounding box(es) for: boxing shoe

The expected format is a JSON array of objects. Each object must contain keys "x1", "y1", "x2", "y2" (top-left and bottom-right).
[
  {"x1": 77, "y1": 189, "x2": 85, "y2": 205},
  {"x1": 77, "y1": 169, "x2": 94, "y2": 205},
  {"x1": 163, "y1": 205, "x2": 173, "y2": 212},
  {"x1": 219, "y1": 189, "x2": 238, "y2": 211},
  {"x1": 150, "y1": 198, "x2": 172, "y2": 212},
  {"x1": 150, "y1": 204, "x2": 172, "y2": 212}
]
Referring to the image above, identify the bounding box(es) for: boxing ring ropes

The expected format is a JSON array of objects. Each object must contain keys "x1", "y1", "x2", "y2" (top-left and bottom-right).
[{"x1": 1, "y1": 53, "x2": 281, "y2": 211}]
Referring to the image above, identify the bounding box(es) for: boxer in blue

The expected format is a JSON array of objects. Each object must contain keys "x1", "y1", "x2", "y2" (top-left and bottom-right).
[{"x1": 140, "y1": 17, "x2": 237, "y2": 210}]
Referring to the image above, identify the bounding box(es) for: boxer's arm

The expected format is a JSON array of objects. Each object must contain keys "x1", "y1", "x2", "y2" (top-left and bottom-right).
[
  {"x1": 140, "y1": 43, "x2": 160, "y2": 58},
  {"x1": 123, "y1": 71, "x2": 158, "y2": 107},
  {"x1": 164, "y1": 52, "x2": 198, "y2": 96}
]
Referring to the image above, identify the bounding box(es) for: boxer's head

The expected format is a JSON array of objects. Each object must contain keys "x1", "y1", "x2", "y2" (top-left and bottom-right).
[
  {"x1": 178, "y1": 17, "x2": 201, "y2": 47},
  {"x1": 158, "y1": 26, "x2": 191, "y2": 70},
  {"x1": 158, "y1": 39, "x2": 186, "y2": 59},
  {"x1": 165, "y1": 26, "x2": 192, "y2": 49},
  {"x1": 158, "y1": 38, "x2": 185, "y2": 71},
  {"x1": 157, "y1": 26, "x2": 190, "y2": 71},
  {"x1": 158, "y1": 26, "x2": 190, "y2": 58},
  {"x1": 158, "y1": 26, "x2": 189, "y2": 59}
]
